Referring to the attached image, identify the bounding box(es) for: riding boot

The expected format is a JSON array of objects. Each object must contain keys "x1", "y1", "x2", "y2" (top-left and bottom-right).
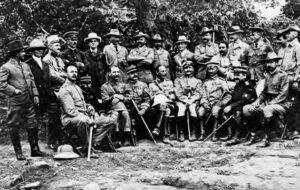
[
  {"x1": 153, "y1": 111, "x2": 164, "y2": 136},
  {"x1": 256, "y1": 133, "x2": 270, "y2": 148},
  {"x1": 225, "y1": 130, "x2": 240, "y2": 146},
  {"x1": 211, "y1": 119, "x2": 219, "y2": 142},
  {"x1": 162, "y1": 117, "x2": 170, "y2": 144},
  {"x1": 243, "y1": 132, "x2": 256, "y2": 146},
  {"x1": 189, "y1": 118, "x2": 197, "y2": 141},
  {"x1": 27, "y1": 128, "x2": 46, "y2": 157},
  {"x1": 123, "y1": 132, "x2": 132, "y2": 147},
  {"x1": 178, "y1": 117, "x2": 185, "y2": 142},
  {"x1": 10, "y1": 128, "x2": 26, "y2": 160},
  {"x1": 198, "y1": 119, "x2": 205, "y2": 141},
  {"x1": 220, "y1": 126, "x2": 232, "y2": 141}
]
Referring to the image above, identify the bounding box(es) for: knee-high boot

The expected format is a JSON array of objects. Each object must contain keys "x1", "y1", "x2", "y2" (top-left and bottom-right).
[
  {"x1": 190, "y1": 117, "x2": 197, "y2": 141},
  {"x1": 178, "y1": 117, "x2": 185, "y2": 142},
  {"x1": 198, "y1": 118, "x2": 206, "y2": 141},
  {"x1": 27, "y1": 128, "x2": 46, "y2": 157},
  {"x1": 10, "y1": 127, "x2": 25, "y2": 160}
]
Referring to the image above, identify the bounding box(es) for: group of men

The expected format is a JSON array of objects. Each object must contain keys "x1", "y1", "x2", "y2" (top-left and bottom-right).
[{"x1": 1, "y1": 23, "x2": 300, "y2": 160}]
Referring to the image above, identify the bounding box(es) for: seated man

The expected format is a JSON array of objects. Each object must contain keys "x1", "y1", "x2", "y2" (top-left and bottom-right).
[
  {"x1": 58, "y1": 65, "x2": 118, "y2": 156},
  {"x1": 174, "y1": 61, "x2": 208, "y2": 142},
  {"x1": 222, "y1": 66, "x2": 257, "y2": 146},
  {"x1": 101, "y1": 66, "x2": 133, "y2": 146},
  {"x1": 149, "y1": 65, "x2": 177, "y2": 143},
  {"x1": 200, "y1": 60, "x2": 232, "y2": 141},
  {"x1": 243, "y1": 52, "x2": 290, "y2": 147}
]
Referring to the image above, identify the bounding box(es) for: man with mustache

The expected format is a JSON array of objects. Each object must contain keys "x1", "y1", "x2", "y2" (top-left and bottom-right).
[
  {"x1": 103, "y1": 29, "x2": 129, "y2": 82},
  {"x1": 101, "y1": 66, "x2": 133, "y2": 146},
  {"x1": 0, "y1": 40, "x2": 44, "y2": 160},
  {"x1": 149, "y1": 65, "x2": 177, "y2": 143},
  {"x1": 243, "y1": 52, "x2": 290, "y2": 147},
  {"x1": 127, "y1": 32, "x2": 154, "y2": 84},
  {"x1": 194, "y1": 27, "x2": 219, "y2": 80}
]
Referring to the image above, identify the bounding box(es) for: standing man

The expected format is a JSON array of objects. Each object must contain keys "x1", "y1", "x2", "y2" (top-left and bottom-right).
[
  {"x1": 152, "y1": 34, "x2": 174, "y2": 80},
  {"x1": 101, "y1": 66, "x2": 133, "y2": 146},
  {"x1": 173, "y1": 35, "x2": 194, "y2": 78},
  {"x1": 58, "y1": 65, "x2": 118, "y2": 156},
  {"x1": 149, "y1": 65, "x2": 176, "y2": 142},
  {"x1": 127, "y1": 32, "x2": 155, "y2": 84},
  {"x1": 0, "y1": 40, "x2": 45, "y2": 160},
  {"x1": 194, "y1": 27, "x2": 219, "y2": 80},
  {"x1": 103, "y1": 29, "x2": 128, "y2": 82},
  {"x1": 228, "y1": 26, "x2": 249, "y2": 67},
  {"x1": 242, "y1": 26, "x2": 273, "y2": 82},
  {"x1": 243, "y1": 52, "x2": 290, "y2": 147},
  {"x1": 174, "y1": 61, "x2": 208, "y2": 142},
  {"x1": 43, "y1": 35, "x2": 65, "y2": 150},
  {"x1": 84, "y1": 32, "x2": 107, "y2": 110}
]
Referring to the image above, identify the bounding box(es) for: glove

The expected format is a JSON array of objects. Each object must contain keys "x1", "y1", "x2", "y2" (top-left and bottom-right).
[
  {"x1": 139, "y1": 109, "x2": 146, "y2": 116},
  {"x1": 87, "y1": 105, "x2": 95, "y2": 116},
  {"x1": 113, "y1": 94, "x2": 124, "y2": 101},
  {"x1": 223, "y1": 106, "x2": 232, "y2": 114},
  {"x1": 212, "y1": 106, "x2": 221, "y2": 117}
]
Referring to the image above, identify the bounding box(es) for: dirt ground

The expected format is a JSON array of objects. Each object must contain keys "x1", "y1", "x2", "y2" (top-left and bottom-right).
[{"x1": 1, "y1": 132, "x2": 300, "y2": 190}]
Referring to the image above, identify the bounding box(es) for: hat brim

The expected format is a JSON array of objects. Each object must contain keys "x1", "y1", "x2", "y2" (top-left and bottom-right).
[
  {"x1": 175, "y1": 40, "x2": 190, "y2": 44},
  {"x1": 228, "y1": 30, "x2": 244, "y2": 35},
  {"x1": 105, "y1": 33, "x2": 122, "y2": 37},
  {"x1": 127, "y1": 68, "x2": 138, "y2": 74},
  {"x1": 134, "y1": 34, "x2": 150, "y2": 39},
  {"x1": 261, "y1": 57, "x2": 282, "y2": 62},
  {"x1": 281, "y1": 27, "x2": 300, "y2": 34},
  {"x1": 27, "y1": 46, "x2": 47, "y2": 51},
  {"x1": 53, "y1": 152, "x2": 80, "y2": 160},
  {"x1": 9, "y1": 47, "x2": 25, "y2": 53},
  {"x1": 84, "y1": 37, "x2": 101, "y2": 43},
  {"x1": 249, "y1": 27, "x2": 264, "y2": 31},
  {"x1": 200, "y1": 30, "x2": 214, "y2": 36}
]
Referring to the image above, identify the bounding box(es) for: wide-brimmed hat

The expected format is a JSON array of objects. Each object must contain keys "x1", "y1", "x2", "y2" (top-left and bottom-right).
[
  {"x1": 126, "y1": 65, "x2": 138, "y2": 74},
  {"x1": 105, "y1": 29, "x2": 122, "y2": 37},
  {"x1": 84, "y1": 32, "x2": 102, "y2": 43},
  {"x1": 134, "y1": 32, "x2": 150, "y2": 39},
  {"x1": 227, "y1": 26, "x2": 244, "y2": 35},
  {"x1": 249, "y1": 25, "x2": 264, "y2": 32},
  {"x1": 28, "y1": 39, "x2": 46, "y2": 51},
  {"x1": 152, "y1": 34, "x2": 163, "y2": 42},
  {"x1": 47, "y1": 35, "x2": 63, "y2": 46},
  {"x1": 182, "y1": 60, "x2": 193, "y2": 69},
  {"x1": 206, "y1": 56, "x2": 219, "y2": 66},
  {"x1": 175, "y1": 35, "x2": 190, "y2": 44},
  {"x1": 233, "y1": 66, "x2": 248, "y2": 73},
  {"x1": 200, "y1": 27, "x2": 214, "y2": 36},
  {"x1": 261, "y1": 52, "x2": 282, "y2": 63},
  {"x1": 281, "y1": 24, "x2": 300, "y2": 34},
  {"x1": 7, "y1": 40, "x2": 25, "y2": 52},
  {"x1": 80, "y1": 75, "x2": 92, "y2": 83},
  {"x1": 53, "y1": 144, "x2": 80, "y2": 160},
  {"x1": 63, "y1": 31, "x2": 79, "y2": 39}
]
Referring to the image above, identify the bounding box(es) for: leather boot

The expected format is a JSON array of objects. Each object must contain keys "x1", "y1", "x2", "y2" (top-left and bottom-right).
[
  {"x1": 189, "y1": 118, "x2": 197, "y2": 142},
  {"x1": 211, "y1": 119, "x2": 219, "y2": 142},
  {"x1": 162, "y1": 118, "x2": 170, "y2": 144},
  {"x1": 198, "y1": 119, "x2": 205, "y2": 141},
  {"x1": 28, "y1": 129, "x2": 46, "y2": 157},
  {"x1": 123, "y1": 132, "x2": 132, "y2": 146},
  {"x1": 10, "y1": 129, "x2": 26, "y2": 160},
  {"x1": 256, "y1": 134, "x2": 270, "y2": 148},
  {"x1": 178, "y1": 119, "x2": 185, "y2": 142},
  {"x1": 243, "y1": 133, "x2": 256, "y2": 146},
  {"x1": 220, "y1": 126, "x2": 232, "y2": 141}
]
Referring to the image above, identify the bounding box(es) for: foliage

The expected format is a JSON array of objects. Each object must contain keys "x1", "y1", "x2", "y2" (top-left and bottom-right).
[{"x1": 282, "y1": 0, "x2": 300, "y2": 20}]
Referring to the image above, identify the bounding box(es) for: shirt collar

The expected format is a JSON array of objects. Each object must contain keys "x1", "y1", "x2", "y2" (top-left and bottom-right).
[{"x1": 288, "y1": 38, "x2": 299, "y2": 47}]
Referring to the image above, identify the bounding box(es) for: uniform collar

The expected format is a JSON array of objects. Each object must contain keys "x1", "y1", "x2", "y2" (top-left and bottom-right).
[{"x1": 288, "y1": 38, "x2": 300, "y2": 47}]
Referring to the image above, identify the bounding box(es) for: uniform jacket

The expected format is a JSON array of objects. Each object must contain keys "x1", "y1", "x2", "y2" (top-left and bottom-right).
[
  {"x1": 149, "y1": 78, "x2": 174, "y2": 98},
  {"x1": 61, "y1": 47, "x2": 85, "y2": 66},
  {"x1": 173, "y1": 49, "x2": 194, "y2": 78},
  {"x1": 228, "y1": 39, "x2": 249, "y2": 66},
  {"x1": 228, "y1": 80, "x2": 257, "y2": 108},
  {"x1": 203, "y1": 75, "x2": 232, "y2": 107},
  {"x1": 128, "y1": 80, "x2": 151, "y2": 110},
  {"x1": 154, "y1": 48, "x2": 173, "y2": 80},
  {"x1": 0, "y1": 58, "x2": 38, "y2": 105},
  {"x1": 258, "y1": 68, "x2": 289, "y2": 105},
  {"x1": 280, "y1": 38, "x2": 300, "y2": 78}
]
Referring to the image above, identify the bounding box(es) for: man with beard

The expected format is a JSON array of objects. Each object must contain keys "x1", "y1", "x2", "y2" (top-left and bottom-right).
[
  {"x1": 222, "y1": 66, "x2": 257, "y2": 145},
  {"x1": 59, "y1": 65, "x2": 117, "y2": 157},
  {"x1": 127, "y1": 32, "x2": 154, "y2": 84},
  {"x1": 126, "y1": 65, "x2": 151, "y2": 140},
  {"x1": 174, "y1": 61, "x2": 208, "y2": 142},
  {"x1": 43, "y1": 35, "x2": 66, "y2": 150},
  {"x1": 84, "y1": 32, "x2": 107, "y2": 110},
  {"x1": 103, "y1": 29, "x2": 128, "y2": 82},
  {"x1": 101, "y1": 66, "x2": 133, "y2": 146},
  {"x1": 173, "y1": 36, "x2": 194, "y2": 78},
  {"x1": 152, "y1": 34, "x2": 173, "y2": 80},
  {"x1": 242, "y1": 26, "x2": 273, "y2": 82},
  {"x1": 61, "y1": 30, "x2": 85, "y2": 73},
  {"x1": 194, "y1": 27, "x2": 219, "y2": 80},
  {"x1": 0, "y1": 40, "x2": 45, "y2": 160},
  {"x1": 149, "y1": 65, "x2": 177, "y2": 143},
  {"x1": 243, "y1": 52, "x2": 289, "y2": 147},
  {"x1": 228, "y1": 26, "x2": 249, "y2": 66},
  {"x1": 200, "y1": 61, "x2": 232, "y2": 141}
]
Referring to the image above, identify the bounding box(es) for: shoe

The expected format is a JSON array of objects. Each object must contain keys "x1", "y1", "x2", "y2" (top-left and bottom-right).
[
  {"x1": 243, "y1": 135, "x2": 256, "y2": 146},
  {"x1": 211, "y1": 135, "x2": 219, "y2": 142},
  {"x1": 178, "y1": 133, "x2": 184, "y2": 142},
  {"x1": 113, "y1": 141, "x2": 122, "y2": 148},
  {"x1": 31, "y1": 148, "x2": 47, "y2": 157},
  {"x1": 16, "y1": 152, "x2": 26, "y2": 160},
  {"x1": 198, "y1": 134, "x2": 205, "y2": 141},
  {"x1": 220, "y1": 135, "x2": 232, "y2": 142},
  {"x1": 162, "y1": 136, "x2": 170, "y2": 144},
  {"x1": 169, "y1": 134, "x2": 177, "y2": 141},
  {"x1": 152, "y1": 128, "x2": 160, "y2": 136},
  {"x1": 90, "y1": 151, "x2": 99, "y2": 159},
  {"x1": 123, "y1": 139, "x2": 131, "y2": 146},
  {"x1": 189, "y1": 133, "x2": 196, "y2": 142},
  {"x1": 256, "y1": 139, "x2": 270, "y2": 148},
  {"x1": 225, "y1": 138, "x2": 240, "y2": 146}
]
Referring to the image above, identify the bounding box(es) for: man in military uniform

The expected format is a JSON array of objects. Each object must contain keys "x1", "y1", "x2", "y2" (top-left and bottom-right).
[
  {"x1": 149, "y1": 65, "x2": 176, "y2": 143},
  {"x1": 200, "y1": 61, "x2": 232, "y2": 141},
  {"x1": 194, "y1": 27, "x2": 219, "y2": 80},
  {"x1": 228, "y1": 26, "x2": 249, "y2": 67},
  {"x1": 152, "y1": 34, "x2": 174, "y2": 80},
  {"x1": 61, "y1": 30, "x2": 85, "y2": 73},
  {"x1": 174, "y1": 61, "x2": 208, "y2": 142},
  {"x1": 58, "y1": 65, "x2": 118, "y2": 157},
  {"x1": 242, "y1": 26, "x2": 273, "y2": 82},
  {"x1": 43, "y1": 35, "x2": 66, "y2": 150},
  {"x1": 243, "y1": 52, "x2": 290, "y2": 147},
  {"x1": 222, "y1": 66, "x2": 257, "y2": 146},
  {"x1": 84, "y1": 32, "x2": 107, "y2": 110},
  {"x1": 127, "y1": 32, "x2": 155, "y2": 84},
  {"x1": 0, "y1": 40, "x2": 45, "y2": 160},
  {"x1": 126, "y1": 65, "x2": 151, "y2": 139},
  {"x1": 173, "y1": 36, "x2": 194, "y2": 78},
  {"x1": 103, "y1": 29, "x2": 129, "y2": 82},
  {"x1": 101, "y1": 66, "x2": 133, "y2": 146}
]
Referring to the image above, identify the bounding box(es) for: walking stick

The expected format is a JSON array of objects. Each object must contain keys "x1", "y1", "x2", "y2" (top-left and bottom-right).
[
  {"x1": 106, "y1": 134, "x2": 117, "y2": 152},
  {"x1": 203, "y1": 115, "x2": 234, "y2": 142},
  {"x1": 131, "y1": 100, "x2": 157, "y2": 145},
  {"x1": 280, "y1": 124, "x2": 288, "y2": 140},
  {"x1": 186, "y1": 106, "x2": 191, "y2": 140},
  {"x1": 87, "y1": 116, "x2": 95, "y2": 161}
]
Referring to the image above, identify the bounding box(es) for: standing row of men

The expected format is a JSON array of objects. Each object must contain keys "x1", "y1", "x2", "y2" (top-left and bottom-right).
[{"x1": 1, "y1": 23, "x2": 300, "y2": 160}]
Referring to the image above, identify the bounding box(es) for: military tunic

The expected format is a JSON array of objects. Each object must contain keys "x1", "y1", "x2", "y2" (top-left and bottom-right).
[
  {"x1": 128, "y1": 80, "x2": 151, "y2": 111},
  {"x1": 127, "y1": 46, "x2": 155, "y2": 83},
  {"x1": 61, "y1": 47, "x2": 85, "y2": 67},
  {"x1": 194, "y1": 42, "x2": 219, "y2": 80},
  {"x1": 154, "y1": 48, "x2": 173, "y2": 79},
  {"x1": 228, "y1": 39, "x2": 249, "y2": 66},
  {"x1": 173, "y1": 49, "x2": 194, "y2": 78}
]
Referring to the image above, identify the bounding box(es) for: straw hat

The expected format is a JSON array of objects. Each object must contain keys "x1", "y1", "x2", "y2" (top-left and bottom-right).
[
  {"x1": 84, "y1": 32, "x2": 102, "y2": 43},
  {"x1": 105, "y1": 29, "x2": 122, "y2": 37},
  {"x1": 28, "y1": 39, "x2": 46, "y2": 51},
  {"x1": 227, "y1": 26, "x2": 244, "y2": 35},
  {"x1": 152, "y1": 34, "x2": 163, "y2": 42},
  {"x1": 134, "y1": 32, "x2": 150, "y2": 39},
  {"x1": 175, "y1": 35, "x2": 190, "y2": 44}
]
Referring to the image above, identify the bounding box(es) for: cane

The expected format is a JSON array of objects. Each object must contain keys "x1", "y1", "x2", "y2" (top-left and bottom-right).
[
  {"x1": 87, "y1": 116, "x2": 95, "y2": 161},
  {"x1": 186, "y1": 106, "x2": 191, "y2": 140},
  {"x1": 203, "y1": 115, "x2": 234, "y2": 142}
]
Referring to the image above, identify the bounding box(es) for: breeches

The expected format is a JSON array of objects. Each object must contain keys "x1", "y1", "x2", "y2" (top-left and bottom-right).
[
  {"x1": 176, "y1": 102, "x2": 197, "y2": 118},
  {"x1": 243, "y1": 103, "x2": 286, "y2": 120}
]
